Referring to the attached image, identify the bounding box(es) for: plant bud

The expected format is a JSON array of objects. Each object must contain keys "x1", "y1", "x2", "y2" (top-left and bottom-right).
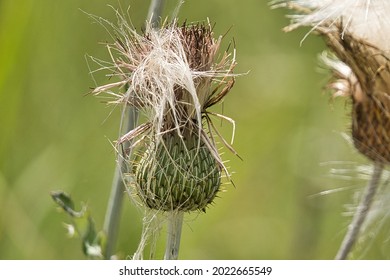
[{"x1": 135, "y1": 130, "x2": 221, "y2": 212}]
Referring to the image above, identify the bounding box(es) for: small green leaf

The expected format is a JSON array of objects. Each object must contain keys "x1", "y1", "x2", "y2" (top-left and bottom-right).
[
  {"x1": 51, "y1": 190, "x2": 105, "y2": 259},
  {"x1": 50, "y1": 191, "x2": 79, "y2": 217}
]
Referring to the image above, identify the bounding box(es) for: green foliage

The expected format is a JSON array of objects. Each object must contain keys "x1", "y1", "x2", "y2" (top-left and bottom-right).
[{"x1": 51, "y1": 191, "x2": 106, "y2": 259}]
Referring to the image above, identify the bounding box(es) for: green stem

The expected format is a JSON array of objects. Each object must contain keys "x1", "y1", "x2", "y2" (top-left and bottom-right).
[
  {"x1": 147, "y1": 0, "x2": 165, "y2": 27},
  {"x1": 102, "y1": 0, "x2": 165, "y2": 259},
  {"x1": 103, "y1": 107, "x2": 138, "y2": 259},
  {"x1": 335, "y1": 161, "x2": 384, "y2": 260},
  {"x1": 164, "y1": 211, "x2": 184, "y2": 260}
]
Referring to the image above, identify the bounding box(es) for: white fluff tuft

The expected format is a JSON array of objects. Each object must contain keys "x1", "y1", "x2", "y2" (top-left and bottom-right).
[
  {"x1": 124, "y1": 23, "x2": 202, "y2": 140},
  {"x1": 278, "y1": 0, "x2": 390, "y2": 52},
  {"x1": 91, "y1": 12, "x2": 236, "y2": 148}
]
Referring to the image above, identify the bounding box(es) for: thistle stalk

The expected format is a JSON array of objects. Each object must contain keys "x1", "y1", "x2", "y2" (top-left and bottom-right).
[
  {"x1": 164, "y1": 211, "x2": 184, "y2": 260},
  {"x1": 102, "y1": 0, "x2": 165, "y2": 259},
  {"x1": 103, "y1": 109, "x2": 138, "y2": 259},
  {"x1": 147, "y1": 0, "x2": 165, "y2": 28},
  {"x1": 335, "y1": 162, "x2": 384, "y2": 260}
]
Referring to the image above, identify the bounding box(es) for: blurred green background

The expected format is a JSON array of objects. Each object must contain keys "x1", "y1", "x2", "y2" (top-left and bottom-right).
[{"x1": 1, "y1": 0, "x2": 387, "y2": 259}]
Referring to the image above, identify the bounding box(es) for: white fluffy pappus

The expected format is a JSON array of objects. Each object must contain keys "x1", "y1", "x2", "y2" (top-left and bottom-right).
[
  {"x1": 90, "y1": 12, "x2": 238, "y2": 160},
  {"x1": 273, "y1": 0, "x2": 390, "y2": 52}
]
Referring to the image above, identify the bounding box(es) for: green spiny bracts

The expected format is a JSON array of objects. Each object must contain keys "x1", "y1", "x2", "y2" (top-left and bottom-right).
[{"x1": 135, "y1": 131, "x2": 221, "y2": 212}]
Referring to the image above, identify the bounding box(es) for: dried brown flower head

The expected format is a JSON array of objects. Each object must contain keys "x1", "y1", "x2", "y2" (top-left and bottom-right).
[
  {"x1": 321, "y1": 26, "x2": 390, "y2": 163},
  {"x1": 275, "y1": 0, "x2": 390, "y2": 163}
]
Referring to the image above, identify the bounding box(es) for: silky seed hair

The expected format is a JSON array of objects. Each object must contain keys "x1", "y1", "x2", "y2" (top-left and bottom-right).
[
  {"x1": 273, "y1": 0, "x2": 390, "y2": 51},
  {"x1": 91, "y1": 11, "x2": 238, "y2": 212}
]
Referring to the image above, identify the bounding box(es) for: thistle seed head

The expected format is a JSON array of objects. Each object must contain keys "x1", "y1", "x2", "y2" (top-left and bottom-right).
[
  {"x1": 321, "y1": 30, "x2": 390, "y2": 163},
  {"x1": 277, "y1": 1, "x2": 390, "y2": 163},
  {"x1": 91, "y1": 13, "x2": 238, "y2": 212},
  {"x1": 93, "y1": 18, "x2": 236, "y2": 147}
]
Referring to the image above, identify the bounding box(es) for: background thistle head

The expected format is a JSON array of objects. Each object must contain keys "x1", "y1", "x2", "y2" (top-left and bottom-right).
[{"x1": 276, "y1": 0, "x2": 390, "y2": 164}]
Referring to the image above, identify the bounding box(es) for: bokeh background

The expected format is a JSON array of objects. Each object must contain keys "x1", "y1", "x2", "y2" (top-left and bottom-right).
[{"x1": 1, "y1": 0, "x2": 388, "y2": 259}]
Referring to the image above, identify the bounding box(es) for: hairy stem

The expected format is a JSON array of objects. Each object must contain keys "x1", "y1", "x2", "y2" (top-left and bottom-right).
[
  {"x1": 102, "y1": 0, "x2": 165, "y2": 259},
  {"x1": 335, "y1": 161, "x2": 384, "y2": 260},
  {"x1": 164, "y1": 211, "x2": 184, "y2": 260}
]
